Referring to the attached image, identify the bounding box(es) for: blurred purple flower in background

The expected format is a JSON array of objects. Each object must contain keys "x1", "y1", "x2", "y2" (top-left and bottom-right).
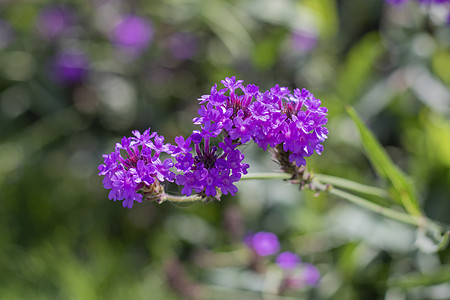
[
  {"x1": 0, "y1": 19, "x2": 13, "y2": 49},
  {"x1": 303, "y1": 263, "x2": 321, "y2": 286},
  {"x1": 248, "y1": 231, "x2": 280, "y2": 256},
  {"x1": 36, "y1": 5, "x2": 73, "y2": 39},
  {"x1": 112, "y1": 15, "x2": 153, "y2": 52},
  {"x1": 276, "y1": 251, "x2": 301, "y2": 269},
  {"x1": 51, "y1": 51, "x2": 89, "y2": 84},
  {"x1": 168, "y1": 32, "x2": 198, "y2": 60},
  {"x1": 291, "y1": 30, "x2": 318, "y2": 53}
]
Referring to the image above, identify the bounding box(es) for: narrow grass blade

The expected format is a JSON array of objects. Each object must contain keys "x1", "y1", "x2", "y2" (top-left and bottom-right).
[{"x1": 346, "y1": 106, "x2": 422, "y2": 216}]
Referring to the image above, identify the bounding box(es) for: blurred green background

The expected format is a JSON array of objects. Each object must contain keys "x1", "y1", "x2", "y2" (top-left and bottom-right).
[{"x1": 1, "y1": 0, "x2": 450, "y2": 299}]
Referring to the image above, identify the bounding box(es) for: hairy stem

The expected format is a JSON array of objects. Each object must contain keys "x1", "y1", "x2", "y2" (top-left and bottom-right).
[
  {"x1": 314, "y1": 174, "x2": 390, "y2": 199},
  {"x1": 242, "y1": 172, "x2": 444, "y2": 235},
  {"x1": 162, "y1": 194, "x2": 203, "y2": 203}
]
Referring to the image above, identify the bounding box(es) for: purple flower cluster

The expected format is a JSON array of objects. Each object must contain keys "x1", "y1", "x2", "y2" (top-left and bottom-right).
[
  {"x1": 98, "y1": 77, "x2": 328, "y2": 208},
  {"x1": 194, "y1": 77, "x2": 328, "y2": 167},
  {"x1": 174, "y1": 134, "x2": 249, "y2": 197},
  {"x1": 98, "y1": 129, "x2": 175, "y2": 208},
  {"x1": 51, "y1": 51, "x2": 89, "y2": 84},
  {"x1": 245, "y1": 231, "x2": 280, "y2": 256},
  {"x1": 244, "y1": 231, "x2": 321, "y2": 288},
  {"x1": 276, "y1": 251, "x2": 301, "y2": 269}
]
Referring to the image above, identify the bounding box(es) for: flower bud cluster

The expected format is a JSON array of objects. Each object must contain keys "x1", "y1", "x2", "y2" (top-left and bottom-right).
[{"x1": 98, "y1": 77, "x2": 328, "y2": 208}]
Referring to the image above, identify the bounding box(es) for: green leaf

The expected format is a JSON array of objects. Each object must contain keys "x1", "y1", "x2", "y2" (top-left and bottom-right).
[{"x1": 346, "y1": 106, "x2": 422, "y2": 216}]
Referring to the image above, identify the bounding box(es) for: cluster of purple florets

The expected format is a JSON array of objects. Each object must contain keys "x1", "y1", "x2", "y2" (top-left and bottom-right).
[
  {"x1": 194, "y1": 77, "x2": 328, "y2": 166},
  {"x1": 98, "y1": 77, "x2": 328, "y2": 208},
  {"x1": 244, "y1": 231, "x2": 321, "y2": 288},
  {"x1": 173, "y1": 134, "x2": 249, "y2": 197},
  {"x1": 98, "y1": 129, "x2": 175, "y2": 208}
]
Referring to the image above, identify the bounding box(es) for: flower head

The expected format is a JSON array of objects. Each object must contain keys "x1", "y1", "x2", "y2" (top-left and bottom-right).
[
  {"x1": 303, "y1": 263, "x2": 321, "y2": 286},
  {"x1": 174, "y1": 134, "x2": 249, "y2": 198},
  {"x1": 112, "y1": 15, "x2": 153, "y2": 52},
  {"x1": 193, "y1": 76, "x2": 259, "y2": 141},
  {"x1": 246, "y1": 231, "x2": 280, "y2": 256},
  {"x1": 276, "y1": 251, "x2": 301, "y2": 269},
  {"x1": 193, "y1": 78, "x2": 328, "y2": 170},
  {"x1": 98, "y1": 128, "x2": 174, "y2": 208},
  {"x1": 51, "y1": 51, "x2": 89, "y2": 84},
  {"x1": 250, "y1": 86, "x2": 328, "y2": 167}
]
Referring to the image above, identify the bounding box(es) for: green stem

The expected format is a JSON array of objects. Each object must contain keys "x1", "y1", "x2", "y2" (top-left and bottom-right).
[
  {"x1": 162, "y1": 194, "x2": 203, "y2": 203},
  {"x1": 312, "y1": 179, "x2": 423, "y2": 227},
  {"x1": 314, "y1": 174, "x2": 390, "y2": 199},
  {"x1": 241, "y1": 172, "x2": 291, "y2": 180},
  {"x1": 242, "y1": 173, "x2": 389, "y2": 199},
  {"x1": 242, "y1": 172, "x2": 441, "y2": 234},
  {"x1": 162, "y1": 172, "x2": 445, "y2": 244}
]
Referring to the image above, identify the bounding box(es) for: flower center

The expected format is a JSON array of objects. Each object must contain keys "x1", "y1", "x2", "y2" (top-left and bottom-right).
[
  {"x1": 282, "y1": 102, "x2": 297, "y2": 120},
  {"x1": 227, "y1": 94, "x2": 251, "y2": 119},
  {"x1": 194, "y1": 139, "x2": 218, "y2": 170}
]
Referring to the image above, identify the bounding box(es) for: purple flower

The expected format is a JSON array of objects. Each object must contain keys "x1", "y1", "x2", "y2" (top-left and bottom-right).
[
  {"x1": 112, "y1": 15, "x2": 153, "y2": 51},
  {"x1": 276, "y1": 252, "x2": 301, "y2": 269},
  {"x1": 249, "y1": 231, "x2": 280, "y2": 256},
  {"x1": 281, "y1": 263, "x2": 321, "y2": 291},
  {"x1": 204, "y1": 169, "x2": 221, "y2": 196},
  {"x1": 174, "y1": 153, "x2": 194, "y2": 172},
  {"x1": 193, "y1": 78, "x2": 328, "y2": 168},
  {"x1": 193, "y1": 77, "x2": 256, "y2": 141},
  {"x1": 176, "y1": 170, "x2": 203, "y2": 196},
  {"x1": 51, "y1": 51, "x2": 89, "y2": 84},
  {"x1": 98, "y1": 128, "x2": 175, "y2": 208},
  {"x1": 0, "y1": 19, "x2": 13, "y2": 49},
  {"x1": 249, "y1": 86, "x2": 328, "y2": 166},
  {"x1": 174, "y1": 134, "x2": 249, "y2": 197},
  {"x1": 99, "y1": 77, "x2": 328, "y2": 206},
  {"x1": 303, "y1": 263, "x2": 321, "y2": 286},
  {"x1": 172, "y1": 136, "x2": 193, "y2": 156},
  {"x1": 217, "y1": 169, "x2": 241, "y2": 196},
  {"x1": 36, "y1": 5, "x2": 73, "y2": 39}
]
